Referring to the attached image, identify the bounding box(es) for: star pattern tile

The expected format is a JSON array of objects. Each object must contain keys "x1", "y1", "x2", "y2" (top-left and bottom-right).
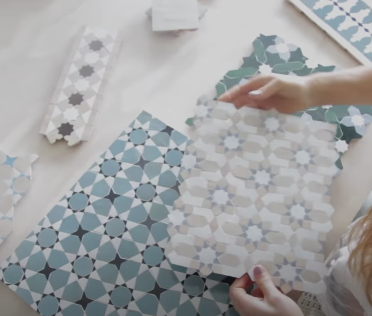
[
  {"x1": 1, "y1": 112, "x2": 238, "y2": 316},
  {"x1": 40, "y1": 26, "x2": 123, "y2": 146},
  {"x1": 288, "y1": 0, "x2": 372, "y2": 65},
  {"x1": 185, "y1": 34, "x2": 372, "y2": 170},
  {"x1": 0, "y1": 151, "x2": 38, "y2": 244},
  {"x1": 168, "y1": 100, "x2": 340, "y2": 294}
]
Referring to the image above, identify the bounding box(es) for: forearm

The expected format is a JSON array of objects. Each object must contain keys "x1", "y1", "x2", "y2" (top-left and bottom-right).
[{"x1": 307, "y1": 66, "x2": 372, "y2": 107}]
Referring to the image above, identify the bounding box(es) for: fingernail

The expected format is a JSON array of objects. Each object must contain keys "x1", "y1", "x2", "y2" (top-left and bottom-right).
[
  {"x1": 249, "y1": 90, "x2": 262, "y2": 97},
  {"x1": 253, "y1": 266, "x2": 264, "y2": 277}
]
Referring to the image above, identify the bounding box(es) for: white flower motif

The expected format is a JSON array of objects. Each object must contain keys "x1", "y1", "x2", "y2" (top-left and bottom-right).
[
  {"x1": 335, "y1": 140, "x2": 348, "y2": 153},
  {"x1": 340, "y1": 106, "x2": 372, "y2": 136},
  {"x1": 197, "y1": 247, "x2": 216, "y2": 265},
  {"x1": 295, "y1": 150, "x2": 311, "y2": 165},
  {"x1": 290, "y1": 204, "x2": 306, "y2": 220},
  {"x1": 258, "y1": 64, "x2": 273, "y2": 74},
  {"x1": 254, "y1": 170, "x2": 271, "y2": 186},
  {"x1": 75, "y1": 79, "x2": 90, "y2": 91},
  {"x1": 223, "y1": 135, "x2": 240, "y2": 150},
  {"x1": 266, "y1": 37, "x2": 298, "y2": 62},
  {"x1": 264, "y1": 117, "x2": 280, "y2": 132},
  {"x1": 212, "y1": 190, "x2": 230, "y2": 205},
  {"x1": 63, "y1": 108, "x2": 80, "y2": 121},
  {"x1": 246, "y1": 226, "x2": 263, "y2": 242}
]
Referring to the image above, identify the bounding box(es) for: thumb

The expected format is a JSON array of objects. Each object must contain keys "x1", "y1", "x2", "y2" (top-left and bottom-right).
[
  {"x1": 249, "y1": 79, "x2": 281, "y2": 101},
  {"x1": 253, "y1": 265, "x2": 280, "y2": 299}
]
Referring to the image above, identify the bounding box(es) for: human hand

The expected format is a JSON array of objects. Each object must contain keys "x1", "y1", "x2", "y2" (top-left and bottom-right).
[
  {"x1": 229, "y1": 265, "x2": 304, "y2": 316},
  {"x1": 218, "y1": 74, "x2": 313, "y2": 113}
]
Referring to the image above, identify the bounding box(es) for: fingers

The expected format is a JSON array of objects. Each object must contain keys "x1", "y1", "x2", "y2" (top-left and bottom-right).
[
  {"x1": 249, "y1": 79, "x2": 281, "y2": 101},
  {"x1": 218, "y1": 75, "x2": 274, "y2": 103},
  {"x1": 253, "y1": 265, "x2": 280, "y2": 300},
  {"x1": 230, "y1": 274, "x2": 267, "y2": 315}
]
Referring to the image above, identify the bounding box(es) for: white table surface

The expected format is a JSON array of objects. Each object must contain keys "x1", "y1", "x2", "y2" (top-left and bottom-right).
[{"x1": 0, "y1": 0, "x2": 371, "y2": 314}]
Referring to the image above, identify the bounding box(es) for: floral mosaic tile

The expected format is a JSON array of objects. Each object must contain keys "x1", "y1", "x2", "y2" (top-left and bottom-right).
[
  {"x1": 287, "y1": 0, "x2": 372, "y2": 65},
  {"x1": 185, "y1": 34, "x2": 372, "y2": 169},
  {"x1": 0, "y1": 151, "x2": 38, "y2": 244},
  {"x1": 170, "y1": 100, "x2": 340, "y2": 294},
  {"x1": 0, "y1": 112, "x2": 238, "y2": 316},
  {"x1": 40, "y1": 26, "x2": 122, "y2": 146}
]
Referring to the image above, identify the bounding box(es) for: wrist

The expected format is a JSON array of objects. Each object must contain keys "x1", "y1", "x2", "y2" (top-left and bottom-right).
[{"x1": 304, "y1": 75, "x2": 323, "y2": 108}]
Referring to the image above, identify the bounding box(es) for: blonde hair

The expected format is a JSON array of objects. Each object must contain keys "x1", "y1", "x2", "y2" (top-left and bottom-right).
[{"x1": 348, "y1": 207, "x2": 372, "y2": 306}]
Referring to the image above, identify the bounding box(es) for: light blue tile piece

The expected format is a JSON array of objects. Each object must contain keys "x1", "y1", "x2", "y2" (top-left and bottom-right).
[
  {"x1": 136, "y1": 184, "x2": 156, "y2": 201},
  {"x1": 59, "y1": 215, "x2": 79, "y2": 234},
  {"x1": 26, "y1": 274, "x2": 47, "y2": 294},
  {"x1": 68, "y1": 193, "x2": 88, "y2": 211},
  {"x1": 48, "y1": 250, "x2": 69, "y2": 269},
  {"x1": 105, "y1": 218, "x2": 125, "y2": 237},
  {"x1": 15, "y1": 288, "x2": 34, "y2": 306},
  {"x1": 38, "y1": 296, "x2": 59, "y2": 316},
  {"x1": 91, "y1": 180, "x2": 110, "y2": 197},
  {"x1": 61, "y1": 304, "x2": 84, "y2": 316},
  {"x1": 80, "y1": 213, "x2": 101, "y2": 231},
  {"x1": 121, "y1": 147, "x2": 140, "y2": 164},
  {"x1": 85, "y1": 301, "x2": 107, "y2": 316},
  {"x1": 143, "y1": 146, "x2": 162, "y2": 161},
  {"x1": 85, "y1": 279, "x2": 107, "y2": 300},
  {"x1": 113, "y1": 196, "x2": 134, "y2": 214},
  {"x1": 118, "y1": 239, "x2": 140, "y2": 260},
  {"x1": 110, "y1": 286, "x2": 132, "y2": 307},
  {"x1": 112, "y1": 178, "x2": 132, "y2": 195},
  {"x1": 108, "y1": 139, "x2": 126, "y2": 156},
  {"x1": 149, "y1": 118, "x2": 167, "y2": 131},
  {"x1": 143, "y1": 246, "x2": 164, "y2": 266},
  {"x1": 97, "y1": 264, "x2": 118, "y2": 284},
  {"x1": 96, "y1": 242, "x2": 116, "y2": 262},
  {"x1": 136, "y1": 294, "x2": 159, "y2": 315},
  {"x1": 14, "y1": 240, "x2": 34, "y2": 261},
  {"x1": 165, "y1": 149, "x2": 182, "y2": 166},
  {"x1": 129, "y1": 129, "x2": 148, "y2": 145},
  {"x1": 151, "y1": 132, "x2": 170, "y2": 147},
  {"x1": 62, "y1": 281, "x2": 83, "y2": 303},
  {"x1": 60, "y1": 235, "x2": 80, "y2": 254},
  {"x1": 78, "y1": 172, "x2": 97, "y2": 188},
  {"x1": 101, "y1": 160, "x2": 120, "y2": 177},
  {"x1": 73, "y1": 257, "x2": 93, "y2": 277},
  {"x1": 91, "y1": 198, "x2": 111, "y2": 216},
  {"x1": 3, "y1": 265, "x2": 23, "y2": 284},
  {"x1": 37, "y1": 229, "x2": 57, "y2": 248},
  {"x1": 46, "y1": 205, "x2": 66, "y2": 225},
  {"x1": 49, "y1": 269, "x2": 70, "y2": 291}
]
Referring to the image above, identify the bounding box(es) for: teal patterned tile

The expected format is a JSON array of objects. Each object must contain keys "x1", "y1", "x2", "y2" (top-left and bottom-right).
[
  {"x1": 0, "y1": 112, "x2": 237, "y2": 316},
  {"x1": 186, "y1": 34, "x2": 372, "y2": 168},
  {"x1": 288, "y1": 0, "x2": 372, "y2": 65}
]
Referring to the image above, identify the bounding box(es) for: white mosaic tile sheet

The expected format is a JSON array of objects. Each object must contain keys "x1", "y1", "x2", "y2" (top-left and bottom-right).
[
  {"x1": 0, "y1": 151, "x2": 37, "y2": 244},
  {"x1": 40, "y1": 26, "x2": 122, "y2": 146},
  {"x1": 166, "y1": 99, "x2": 340, "y2": 294}
]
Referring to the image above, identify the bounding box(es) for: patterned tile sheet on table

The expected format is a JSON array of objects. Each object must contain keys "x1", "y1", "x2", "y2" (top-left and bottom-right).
[
  {"x1": 40, "y1": 26, "x2": 122, "y2": 146},
  {"x1": 287, "y1": 0, "x2": 372, "y2": 65},
  {"x1": 185, "y1": 34, "x2": 372, "y2": 169},
  {"x1": 0, "y1": 112, "x2": 238, "y2": 316},
  {"x1": 0, "y1": 151, "x2": 38, "y2": 244},
  {"x1": 169, "y1": 100, "x2": 340, "y2": 294}
]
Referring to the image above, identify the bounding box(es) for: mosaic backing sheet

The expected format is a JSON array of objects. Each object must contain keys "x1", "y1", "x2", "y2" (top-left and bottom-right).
[
  {"x1": 40, "y1": 26, "x2": 122, "y2": 146},
  {"x1": 168, "y1": 100, "x2": 339, "y2": 294},
  {"x1": 186, "y1": 34, "x2": 372, "y2": 169},
  {"x1": 0, "y1": 112, "x2": 238, "y2": 316},
  {"x1": 0, "y1": 151, "x2": 38, "y2": 244},
  {"x1": 287, "y1": 0, "x2": 372, "y2": 65}
]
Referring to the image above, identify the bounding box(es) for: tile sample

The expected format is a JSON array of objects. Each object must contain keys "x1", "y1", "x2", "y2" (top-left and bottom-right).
[
  {"x1": 146, "y1": 3, "x2": 207, "y2": 28},
  {"x1": 168, "y1": 100, "x2": 339, "y2": 294},
  {"x1": 186, "y1": 34, "x2": 372, "y2": 169},
  {"x1": 152, "y1": 0, "x2": 199, "y2": 31},
  {"x1": 40, "y1": 26, "x2": 122, "y2": 146},
  {"x1": 1, "y1": 112, "x2": 238, "y2": 316},
  {"x1": 0, "y1": 151, "x2": 38, "y2": 244},
  {"x1": 287, "y1": 0, "x2": 372, "y2": 65}
]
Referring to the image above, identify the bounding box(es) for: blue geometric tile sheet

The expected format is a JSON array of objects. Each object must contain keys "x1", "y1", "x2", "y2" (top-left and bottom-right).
[
  {"x1": 0, "y1": 111, "x2": 238, "y2": 316},
  {"x1": 287, "y1": 0, "x2": 372, "y2": 65},
  {"x1": 0, "y1": 151, "x2": 38, "y2": 244}
]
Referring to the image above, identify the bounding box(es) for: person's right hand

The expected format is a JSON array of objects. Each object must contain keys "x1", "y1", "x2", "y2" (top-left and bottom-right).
[
  {"x1": 229, "y1": 265, "x2": 304, "y2": 316},
  {"x1": 218, "y1": 74, "x2": 314, "y2": 114}
]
